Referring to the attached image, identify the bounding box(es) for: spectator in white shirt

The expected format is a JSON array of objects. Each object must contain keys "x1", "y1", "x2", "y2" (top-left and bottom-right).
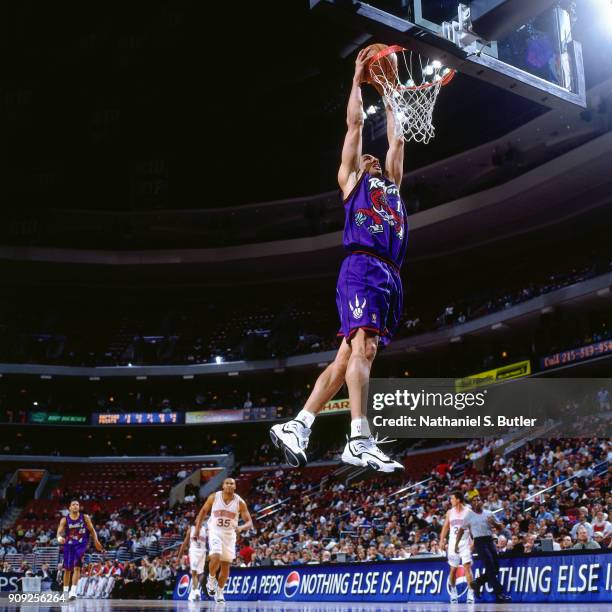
[
  {"x1": 496, "y1": 535, "x2": 508, "y2": 553},
  {"x1": 592, "y1": 511, "x2": 612, "y2": 538},
  {"x1": 570, "y1": 511, "x2": 593, "y2": 540}
]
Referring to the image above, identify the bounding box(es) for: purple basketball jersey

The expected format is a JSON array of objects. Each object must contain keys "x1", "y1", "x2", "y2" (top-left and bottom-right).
[
  {"x1": 66, "y1": 512, "x2": 89, "y2": 545},
  {"x1": 343, "y1": 172, "x2": 408, "y2": 268}
]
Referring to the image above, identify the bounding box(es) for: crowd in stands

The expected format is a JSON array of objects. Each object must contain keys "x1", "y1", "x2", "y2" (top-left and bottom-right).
[
  {"x1": 0, "y1": 432, "x2": 609, "y2": 599},
  {"x1": 1, "y1": 247, "x2": 611, "y2": 368},
  {"x1": 241, "y1": 437, "x2": 610, "y2": 566}
]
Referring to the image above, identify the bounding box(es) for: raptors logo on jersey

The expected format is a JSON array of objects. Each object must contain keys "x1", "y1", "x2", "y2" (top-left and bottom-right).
[
  {"x1": 343, "y1": 173, "x2": 408, "y2": 269},
  {"x1": 354, "y1": 177, "x2": 404, "y2": 239}
]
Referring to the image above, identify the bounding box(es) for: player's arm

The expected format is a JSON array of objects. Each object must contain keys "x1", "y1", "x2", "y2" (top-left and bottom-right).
[
  {"x1": 56, "y1": 517, "x2": 66, "y2": 545},
  {"x1": 439, "y1": 511, "x2": 450, "y2": 550},
  {"x1": 194, "y1": 494, "x2": 215, "y2": 536},
  {"x1": 487, "y1": 512, "x2": 503, "y2": 531},
  {"x1": 338, "y1": 48, "x2": 369, "y2": 198},
  {"x1": 384, "y1": 99, "x2": 404, "y2": 187},
  {"x1": 455, "y1": 525, "x2": 471, "y2": 553},
  {"x1": 236, "y1": 500, "x2": 253, "y2": 535},
  {"x1": 84, "y1": 514, "x2": 105, "y2": 552},
  {"x1": 176, "y1": 526, "x2": 190, "y2": 561}
]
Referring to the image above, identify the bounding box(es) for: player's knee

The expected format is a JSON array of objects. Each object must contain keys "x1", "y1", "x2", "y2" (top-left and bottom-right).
[
  {"x1": 364, "y1": 340, "x2": 377, "y2": 362},
  {"x1": 356, "y1": 337, "x2": 377, "y2": 363},
  {"x1": 351, "y1": 330, "x2": 377, "y2": 362},
  {"x1": 332, "y1": 355, "x2": 349, "y2": 379}
]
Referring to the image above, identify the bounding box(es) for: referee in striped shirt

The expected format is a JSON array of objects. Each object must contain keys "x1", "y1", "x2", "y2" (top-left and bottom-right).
[{"x1": 455, "y1": 494, "x2": 511, "y2": 603}]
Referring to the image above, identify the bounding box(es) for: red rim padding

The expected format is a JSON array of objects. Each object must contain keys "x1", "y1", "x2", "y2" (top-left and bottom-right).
[{"x1": 367, "y1": 44, "x2": 456, "y2": 91}]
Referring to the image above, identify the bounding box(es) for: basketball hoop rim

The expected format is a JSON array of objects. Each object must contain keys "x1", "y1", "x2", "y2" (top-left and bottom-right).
[{"x1": 367, "y1": 44, "x2": 457, "y2": 91}]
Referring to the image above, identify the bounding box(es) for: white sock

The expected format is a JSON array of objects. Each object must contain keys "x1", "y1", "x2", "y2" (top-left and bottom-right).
[
  {"x1": 63, "y1": 586, "x2": 69, "y2": 592},
  {"x1": 295, "y1": 409, "x2": 315, "y2": 428},
  {"x1": 350, "y1": 416, "x2": 371, "y2": 438}
]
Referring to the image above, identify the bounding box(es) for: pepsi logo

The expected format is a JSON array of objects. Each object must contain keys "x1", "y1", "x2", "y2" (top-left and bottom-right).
[
  {"x1": 446, "y1": 565, "x2": 469, "y2": 598},
  {"x1": 283, "y1": 570, "x2": 300, "y2": 598},
  {"x1": 177, "y1": 574, "x2": 191, "y2": 598}
]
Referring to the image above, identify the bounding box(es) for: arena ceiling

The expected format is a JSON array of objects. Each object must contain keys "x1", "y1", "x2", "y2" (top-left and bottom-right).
[{"x1": 2, "y1": 0, "x2": 610, "y2": 214}]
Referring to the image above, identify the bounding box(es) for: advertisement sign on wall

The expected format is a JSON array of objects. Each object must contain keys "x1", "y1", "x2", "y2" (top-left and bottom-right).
[
  {"x1": 320, "y1": 398, "x2": 350, "y2": 415},
  {"x1": 541, "y1": 340, "x2": 612, "y2": 369},
  {"x1": 455, "y1": 360, "x2": 531, "y2": 391},
  {"x1": 173, "y1": 553, "x2": 612, "y2": 603}
]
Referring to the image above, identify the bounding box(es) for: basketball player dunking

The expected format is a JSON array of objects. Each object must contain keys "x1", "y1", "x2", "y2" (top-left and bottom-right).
[
  {"x1": 194, "y1": 478, "x2": 253, "y2": 603},
  {"x1": 440, "y1": 491, "x2": 475, "y2": 604},
  {"x1": 270, "y1": 47, "x2": 407, "y2": 472},
  {"x1": 56, "y1": 500, "x2": 104, "y2": 600}
]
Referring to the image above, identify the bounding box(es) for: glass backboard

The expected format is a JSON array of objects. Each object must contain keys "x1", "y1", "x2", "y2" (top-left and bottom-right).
[{"x1": 310, "y1": 0, "x2": 586, "y2": 108}]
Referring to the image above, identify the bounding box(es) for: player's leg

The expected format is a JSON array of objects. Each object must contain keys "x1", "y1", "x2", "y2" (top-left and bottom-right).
[
  {"x1": 270, "y1": 253, "x2": 362, "y2": 467},
  {"x1": 189, "y1": 569, "x2": 199, "y2": 601},
  {"x1": 448, "y1": 563, "x2": 459, "y2": 603},
  {"x1": 448, "y1": 564, "x2": 457, "y2": 586},
  {"x1": 63, "y1": 568, "x2": 72, "y2": 597},
  {"x1": 215, "y1": 537, "x2": 235, "y2": 603},
  {"x1": 70, "y1": 551, "x2": 84, "y2": 599},
  {"x1": 341, "y1": 329, "x2": 403, "y2": 472},
  {"x1": 303, "y1": 341, "x2": 351, "y2": 416},
  {"x1": 189, "y1": 549, "x2": 205, "y2": 601},
  {"x1": 215, "y1": 560, "x2": 231, "y2": 602},
  {"x1": 463, "y1": 560, "x2": 475, "y2": 603},
  {"x1": 206, "y1": 552, "x2": 221, "y2": 596},
  {"x1": 270, "y1": 341, "x2": 351, "y2": 466}
]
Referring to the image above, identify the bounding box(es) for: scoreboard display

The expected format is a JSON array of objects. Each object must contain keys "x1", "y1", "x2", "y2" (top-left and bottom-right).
[
  {"x1": 541, "y1": 340, "x2": 612, "y2": 370},
  {"x1": 93, "y1": 412, "x2": 182, "y2": 425}
]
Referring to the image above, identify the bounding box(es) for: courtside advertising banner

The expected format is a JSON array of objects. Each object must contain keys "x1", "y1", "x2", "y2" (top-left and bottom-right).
[
  {"x1": 174, "y1": 552, "x2": 612, "y2": 603},
  {"x1": 173, "y1": 570, "x2": 192, "y2": 601},
  {"x1": 0, "y1": 573, "x2": 21, "y2": 593}
]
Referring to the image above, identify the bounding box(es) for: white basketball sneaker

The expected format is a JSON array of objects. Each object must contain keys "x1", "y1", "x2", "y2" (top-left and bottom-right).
[
  {"x1": 467, "y1": 588, "x2": 475, "y2": 604},
  {"x1": 215, "y1": 586, "x2": 226, "y2": 603},
  {"x1": 188, "y1": 588, "x2": 198, "y2": 601},
  {"x1": 206, "y1": 574, "x2": 217, "y2": 597},
  {"x1": 269, "y1": 420, "x2": 311, "y2": 467},
  {"x1": 341, "y1": 435, "x2": 404, "y2": 473},
  {"x1": 449, "y1": 585, "x2": 459, "y2": 604}
]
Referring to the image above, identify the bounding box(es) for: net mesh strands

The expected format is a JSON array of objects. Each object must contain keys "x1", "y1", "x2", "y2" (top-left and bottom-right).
[{"x1": 368, "y1": 45, "x2": 456, "y2": 144}]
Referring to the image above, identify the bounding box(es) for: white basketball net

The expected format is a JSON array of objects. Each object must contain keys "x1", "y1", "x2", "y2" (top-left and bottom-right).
[{"x1": 369, "y1": 47, "x2": 455, "y2": 144}]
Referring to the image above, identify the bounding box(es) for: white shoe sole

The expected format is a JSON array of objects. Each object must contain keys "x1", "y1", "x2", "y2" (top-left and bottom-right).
[
  {"x1": 341, "y1": 448, "x2": 403, "y2": 473},
  {"x1": 270, "y1": 425, "x2": 307, "y2": 467}
]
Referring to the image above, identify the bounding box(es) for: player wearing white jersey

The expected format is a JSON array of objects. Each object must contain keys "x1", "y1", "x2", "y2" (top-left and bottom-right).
[
  {"x1": 440, "y1": 490, "x2": 475, "y2": 604},
  {"x1": 177, "y1": 522, "x2": 207, "y2": 601},
  {"x1": 194, "y1": 478, "x2": 253, "y2": 603}
]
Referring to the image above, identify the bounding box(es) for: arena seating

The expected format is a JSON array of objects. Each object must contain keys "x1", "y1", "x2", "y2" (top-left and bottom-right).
[
  {"x1": 7, "y1": 461, "x2": 212, "y2": 530},
  {"x1": 1, "y1": 250, "x2": 610, "y2": 367}
]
